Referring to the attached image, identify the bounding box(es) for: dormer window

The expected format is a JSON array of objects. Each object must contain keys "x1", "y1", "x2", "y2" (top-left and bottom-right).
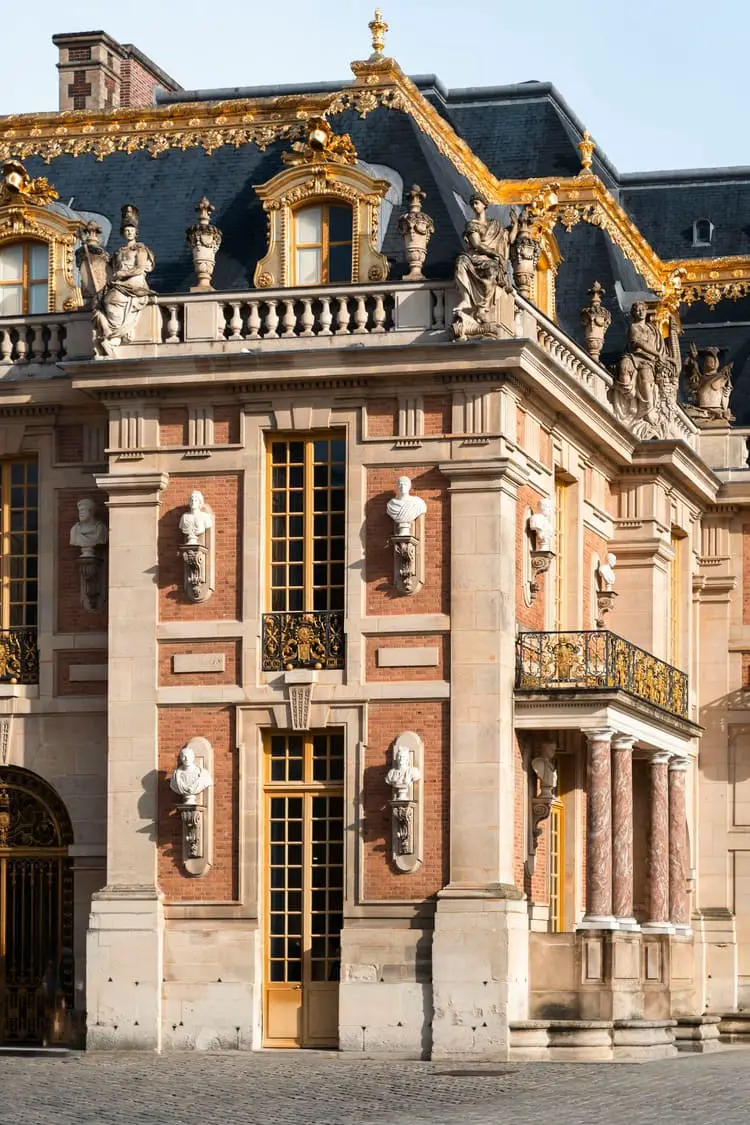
[
  {"x1": 692, "y1": 218, "x2": 714, "y2": 248},
  {"x1": 294, "y1": 203, "x2": 354, "y2": 285},
  {"x1": 0, "y1": 241, "x2": 49, "y2": 316}
]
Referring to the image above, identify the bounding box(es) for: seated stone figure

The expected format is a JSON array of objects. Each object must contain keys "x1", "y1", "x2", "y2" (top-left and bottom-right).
[
  {"x1": 451, "y1": 193, "x2": 517, "y2": 340},
  {"x1": 94, "y1": 204, "x2": 155, "y2": 358}
]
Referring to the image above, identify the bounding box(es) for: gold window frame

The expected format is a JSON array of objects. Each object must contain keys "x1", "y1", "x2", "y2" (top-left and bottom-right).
[
  {"x1": 0, "y1": 194, "x2": 80, "y2": 314},
  {"x1": 292, "y1": 201, "x2": 354, "y2": 286},
  {"x1": 0, "y1": 240, "x2": 50, "y2": 316}
]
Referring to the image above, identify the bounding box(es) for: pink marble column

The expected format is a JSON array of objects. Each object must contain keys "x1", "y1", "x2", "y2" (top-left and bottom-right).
[
  {"x1": 611, "y1": 735, "x2": 635, "y2": 925},
  {"x1": 668, "y1": 757, "x2": 690, "y2": 930},
  {"x1": 645, "y1": 753, "x2": 671, "y2": 930},
  {"x1": 582, "y1": 728, "x2": 615, "y2": 924}
]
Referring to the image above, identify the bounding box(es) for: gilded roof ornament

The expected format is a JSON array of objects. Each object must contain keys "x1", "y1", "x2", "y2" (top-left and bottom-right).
[
  {"x1": 578, "y1": 130, "x2": 595, "y2": 176},
  {"x1": 0, "y1": 159, "x2": 59, "y2": 207},
  {"x1": 368, "y1": 9, "x2": 389, "y2": 60},
  {"x1": 281, "y1": 117, "x2": 357, "y2": 167}
]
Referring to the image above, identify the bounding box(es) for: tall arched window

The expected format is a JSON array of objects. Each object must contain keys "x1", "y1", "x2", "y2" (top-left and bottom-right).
[
  {"x1": 0, "y1": 241, "x2": 49, "y2": 316},
  {"x1": 293, "y1": 203, "x2": 353, "y2": 285}
]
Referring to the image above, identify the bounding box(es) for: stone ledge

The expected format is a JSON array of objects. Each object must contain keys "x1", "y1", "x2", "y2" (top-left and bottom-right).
[
  {"x1": 510, "y1": 1019, "x2": 679, "y2": 1063},
  {"x1": 719, "y1": 1011, "x2": 750, "y2": 1042},
  {"x1": 675, "y1": 1015, "x2": 722, "y2": 1053}
]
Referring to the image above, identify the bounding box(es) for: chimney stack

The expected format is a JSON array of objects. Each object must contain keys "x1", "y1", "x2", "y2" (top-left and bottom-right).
[{"x1": 52, "y1": 30, "x2": 181, "y2": 112}]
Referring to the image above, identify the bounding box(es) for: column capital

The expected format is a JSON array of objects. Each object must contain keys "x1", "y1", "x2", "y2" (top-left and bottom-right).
[
  {"x1": 611, "y1": 734, "x2": 636, "y2": 752},
  {"x1": 438, "y1": 457, "x2": 529, "y2": 494},
  {"x1": 95, "y1": 471, "x2": 169, "y2": 507},
  {"x1": 584, "y1": 727, "x2": 616, "y2": 745},
  {"x1": 650, "y1": 752, "x2": 672, "y2": 766},
  {"x1": 668, "y1": 756, "x2": 690, "y2": 773}
]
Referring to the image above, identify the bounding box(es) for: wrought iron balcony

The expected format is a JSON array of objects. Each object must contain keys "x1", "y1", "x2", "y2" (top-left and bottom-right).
[
  {"x1": 262, "y1": 611, "x2": 345, "y2": 672},
  {"x1": 0, "y1": 629, "x2": 39, "y2": 685},
  {"x1": 515, "y1": 630, "x2": 688, "y2": 720}
]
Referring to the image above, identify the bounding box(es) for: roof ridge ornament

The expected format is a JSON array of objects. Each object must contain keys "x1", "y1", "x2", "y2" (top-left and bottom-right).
[
  {"x1": 0, "y1": 159, "x2": 59, "y2": 207},
  {"x1": 578, "y1": 130, "x2": 595, "y2": 176},
  {"x1": 369, "y1": 9, "x2": 389, "y2": 60},
  {"x1": 281, "y1": 116, "x2": 357, "y2": 167}
]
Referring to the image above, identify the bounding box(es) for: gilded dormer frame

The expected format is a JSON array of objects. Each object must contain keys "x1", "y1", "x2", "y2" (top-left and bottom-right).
[
  {"x1": 253, "y1": 122, "x2": 390, "y2": 289},
  {"x1": 0, "y1": 162, "x2": 81, "y2": 313}
]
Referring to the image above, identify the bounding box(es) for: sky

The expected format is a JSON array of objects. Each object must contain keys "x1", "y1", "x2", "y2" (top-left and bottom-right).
[{"x1": 1, "y1": 0, "x2": 747, "y2": 174}]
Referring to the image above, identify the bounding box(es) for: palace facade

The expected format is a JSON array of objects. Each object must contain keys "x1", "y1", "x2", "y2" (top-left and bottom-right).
[{"x1": 1, "y1": 15, "x2": 750, "y2": 1059}]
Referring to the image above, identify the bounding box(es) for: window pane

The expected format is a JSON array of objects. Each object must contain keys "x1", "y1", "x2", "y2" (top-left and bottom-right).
[
  {"x1": 29, "y1": 283, "x2": 49, "y2": 314},
  {"x1": 29, "y1": 243, "x2": 49, "y2": 281},
  {"x1": 296, "y1": 247, "x2": 321, "y2": 285},
  {"x1": 0, "y1": 245, "x2": 23, "y2": 282},
  {"x1": 0, "y1": 286, "x2": 22, "y2": 316},
  {"x1": 328, "y1": 243, "x2": 352, "y2": 284},
  {"x1": 329, "y1": 205, "x2": 353, "y2": 243},
  {"x1": 296, "y1": 206, "x2": 322, "y2": 245}
]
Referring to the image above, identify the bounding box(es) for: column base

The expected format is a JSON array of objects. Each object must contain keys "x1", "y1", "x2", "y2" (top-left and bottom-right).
[
  {"x1": 577, "y1": 915, "x2": 619, "y2": 931},
  {"x1": 615, "y1": 917, "x2": 640, "y2": 931},
  {"x1": 671, "y1": 923, "x2": 692, "y2": 936},
  {"x1": 642, "y1": 921, "x2": 675, "y2": 935},
  {"x1": 86, "y1": 885, "x2": 164, "y2": 1051}
]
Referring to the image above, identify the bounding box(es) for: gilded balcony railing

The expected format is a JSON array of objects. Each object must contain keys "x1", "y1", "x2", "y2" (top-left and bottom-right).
[
  {"x1": 262, "y1": 611, "x2": 345, "y2": 672},
  {"x1": 515, "y1": 630, "x2": 689, "y2": 719},
  {"x1": 0, "y1": 629, "x2": 39, "y2": 685}
]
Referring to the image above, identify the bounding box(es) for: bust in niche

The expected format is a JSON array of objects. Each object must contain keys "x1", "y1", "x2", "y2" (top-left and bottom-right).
[
  {"x1": 179, "y1": 490, "x2": 212, "y2": 545},
  {"x1": 70, "y1": 499, "x2": 108, "y2": 558},
  {"x1": 385, "y1": 741, "x2": 421, "y2": 800},
  {"x1": 170, "y1": 744, "x2": 213, "y2": 805},
  {"x1": 386, "y1": 476, "x2": 427, "y2": 537}
]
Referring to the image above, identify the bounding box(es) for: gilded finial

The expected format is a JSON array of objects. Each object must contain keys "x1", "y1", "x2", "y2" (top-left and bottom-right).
[
  {"x1": 369, "y1": 8, "x2": 389, "y2": 60},
  {"x1": 578, "y1": 130, "x2": 595, "y2": 175}
]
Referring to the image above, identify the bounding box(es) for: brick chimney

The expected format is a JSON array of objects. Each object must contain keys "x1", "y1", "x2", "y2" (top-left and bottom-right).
[{"x1": 52, "y1": 30, "x2": 181, "y2": 112}]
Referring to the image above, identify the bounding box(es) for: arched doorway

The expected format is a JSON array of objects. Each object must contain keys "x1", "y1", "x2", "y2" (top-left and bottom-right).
[{"x1": 0, "y1": 767, "x2": 74, "y2": 1045}]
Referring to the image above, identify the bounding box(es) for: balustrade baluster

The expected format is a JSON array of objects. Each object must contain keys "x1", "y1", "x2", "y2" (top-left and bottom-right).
[
  {"x1": 334, "y1": 296, "x2": 351, "y2": 335},
  {"x1": 264, "y1": 299, "x2": 279, "y2": 339},
  {"x1": 165, "y1": 305, "x2": 180, "y2": 344},
  {"x1": 0, "y1": 330, "x2": 11, "y2": 363},
  {"x1": 30, "y1": 325, "x2": 45, "y2": 362},
  {"x1": 318, "y1": 297, "x2": 332, "y2": 336},
  {"x1": 246, "y1": 301, "x2": 261, "y2": 339},
  {"x1": 15, "y1": 329, "x2": 27, "y2": 363},
  {"x1": 432, "y1": 289, "x2": 445, "y2": 328},
  {"x1": 53, "y1": 324, "x2": 66, "y2": 360},
  {"x1": 352, "y1": 295, "x2": 368, "y2": 334},
  {"x1": 300, "y1": 299, "x2": 315, "y2": 337},
  {"x1": 281, "y1": 299, "x2": 297, "y2": 338},
  {"x1": 229, "y1": 302, "x2": 243, "y2": 339},
  {"x1": 372, "y1": 294, "x2": 386, "y2": 333}
]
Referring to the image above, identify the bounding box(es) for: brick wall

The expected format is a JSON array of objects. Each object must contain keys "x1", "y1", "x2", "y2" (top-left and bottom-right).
[
  {"x1": 158, "y1": 473, "x2": 241, "y2": 621},
  {"x1": 367, "y1": 397, "x2": 398, "y2": 438},
  {"x1": 158, "y1": 705, "x2": 237, "y2": 901},
  {"x1": 584, "y1": 527, "x2": 610, "y2": 630},
  {"x1": 159, "y1": 639, "x2": 241, "y2": 687},
  {"x1": 55, "y1": 649, "x2": 107, "y2": 696},
  {"x1": 364, "y1": 701, "x2": 449, "y2": 900},
  {"x1": 365, "y1": 633, "x2": 448, "y2": 682},
  {"x1": 213, "y1": 406, "x2": 240, "y2": 444},
  {"x1": 366, "y1": 466, "x2": 449, "y2": 616},
  {"x1": 423, "y1": 394, "x2": 452, "y2": 435},
  {"x1": 119, "y1": 58, "x2": 161, "y2": 108},
  {"x1": 57, "y1": 490, "x2": 108, "y2": 633},
  {"x1": 160, "y1": 407, "x2": 188, "y2": 446},
  {"x1": 516, "y1": 483, "x2": 545, "y2": 631},
  {"x1": 56, "y1": 425, "x2": 84, "y2": 463},
  {"x1": 514, "y1": 734, "x2": 549, "y2": 902}
]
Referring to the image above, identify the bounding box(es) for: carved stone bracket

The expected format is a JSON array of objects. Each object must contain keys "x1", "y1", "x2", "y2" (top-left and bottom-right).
[
  {"x1": 170, "y1": 736, "x2": 214, "y2": 878},
  {"x1": 390, "y1": 532, "x2": 423, "y2": 596},
  {"x1": 78, "y1": 553, "x2": 106, "y2": 612},
  {"x1": 385, "y1": 730, "x2": 423, "y2": 873},
  {"x1": 595, "y1": 588, "x2": 618, "y2": 629},
  {"x1": 178, "y1": 542, "x2": 210, "y2": 603},
  {"x1": 525, "y1": 738, "x2": 557, "y2": 877},
  {"x1": 529, "y1": 549, "x2": 555, "y2": 603}
]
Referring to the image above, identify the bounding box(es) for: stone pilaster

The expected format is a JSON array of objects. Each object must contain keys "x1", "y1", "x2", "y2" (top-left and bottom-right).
[
  {"x1": 431, "y1": 458, "x2": 529, "y2": 1061},
  {"x1": 612, "y1": 735, "x2": 636, "y2": 927},
  {"x1": 668, "y1": 757, "x2": 690, "y2": 932},
  {"x1": 86, "y1": 471, "x2": 168, "y2": 1050},
  {"x1": 580, "y1": 728, "x2": 616, "y2": 928},
  {"x1": 644, "y1": 753, "x2": 673, "y2": 933}
]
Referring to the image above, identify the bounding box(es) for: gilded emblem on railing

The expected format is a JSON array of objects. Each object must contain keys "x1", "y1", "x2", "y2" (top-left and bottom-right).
[{"x1": 263, "y1": 611, "x2": 345, "y2": 671}]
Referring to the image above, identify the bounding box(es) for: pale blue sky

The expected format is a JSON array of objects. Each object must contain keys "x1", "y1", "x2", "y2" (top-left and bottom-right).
[{"x1": 1, "y1": 0, "x2": 746, "y2": 174}]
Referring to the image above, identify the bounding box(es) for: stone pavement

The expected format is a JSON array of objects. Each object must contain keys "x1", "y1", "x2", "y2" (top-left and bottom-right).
[{"x1": 1, "y1": 1046, "x2": 750, "y2": 1125}]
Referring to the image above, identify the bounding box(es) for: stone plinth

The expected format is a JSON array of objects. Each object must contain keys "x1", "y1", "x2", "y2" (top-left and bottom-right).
[{"x1": 674, "y1": 1015, "x2": 722, "y2": 1053}]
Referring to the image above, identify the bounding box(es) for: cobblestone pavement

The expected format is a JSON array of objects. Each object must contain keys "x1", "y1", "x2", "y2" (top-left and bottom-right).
[{"x1": 1, "y1": 1046, "x2": 750, "y2": 1125}]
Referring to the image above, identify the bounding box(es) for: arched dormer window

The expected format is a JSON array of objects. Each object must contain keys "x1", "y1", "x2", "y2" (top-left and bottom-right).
[
  {"x1": 0, "y1": 240, "x2": 49, "y2": 315},
  {"x1": 294, "y1": 202, "x2": 354, "y2": 285},
  {"x1": 692, "y1": 218, "x2": 714, "y2": 248}
]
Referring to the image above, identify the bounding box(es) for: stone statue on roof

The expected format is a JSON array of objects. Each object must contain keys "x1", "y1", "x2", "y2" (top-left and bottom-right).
[
  {"x1": 681, "y1": 343, "x2": 734, "y2": 424},
  {"x1": 451, "y1": 192, "x2": 518, "y2": 340},
  {"x1": 93, "y1": 204, "x2": 155, "y2": 358},
  {"x1": 611, "y1": 302, "x2": 679, "y2": 440}
]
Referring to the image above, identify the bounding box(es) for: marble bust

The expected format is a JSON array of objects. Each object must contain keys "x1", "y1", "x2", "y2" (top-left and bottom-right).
[
  {"x1": 386, "y1": 476, "x2": 427, "y2": 537},
  {"x1": 531, "y1": 742, "x2": 557, "y2": 800},
  {"x1": 179, "y1": 490, "x2": 212, "y2": 545},
  {"x1": 528, "y1": 498, "x2": 554, "y2": 553},
  {"x1": 169, "y1": 744, "x2": 213, "y2": 805},
  {"x1": 70, "y1": 499, "x2": 108, "y2": 558},
  {"x1": 385, "y1": 742, "x2": 421, "y2": 800},
  {"x1": 597, "y1": 552, "x2": 617, "y2": 592}
]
